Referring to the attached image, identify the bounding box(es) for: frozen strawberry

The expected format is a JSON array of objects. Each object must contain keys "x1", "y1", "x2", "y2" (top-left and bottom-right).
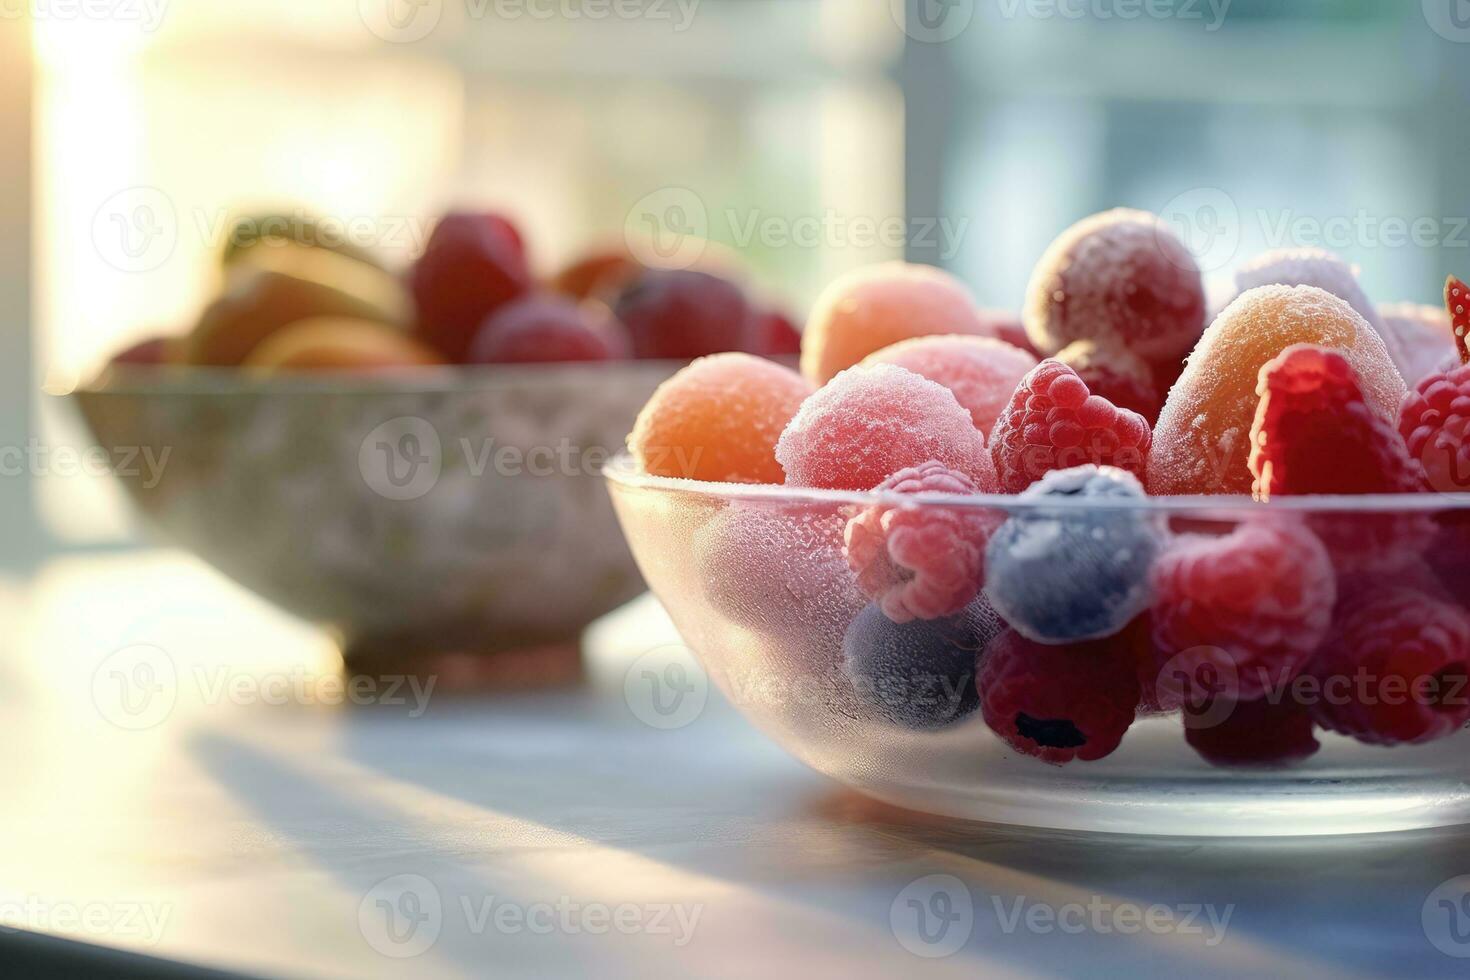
[
  {"x1": 989, "y1": 359, "x2": 1151, "y2": 493},
  {"x1": 1448, "y1": 275, "x2": 1470, "y2": 367}
]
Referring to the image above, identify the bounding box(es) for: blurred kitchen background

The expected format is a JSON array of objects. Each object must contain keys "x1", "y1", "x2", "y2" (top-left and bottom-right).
[{"x1": 4, "y1": 0, "x2": 1469, "y2": 563}]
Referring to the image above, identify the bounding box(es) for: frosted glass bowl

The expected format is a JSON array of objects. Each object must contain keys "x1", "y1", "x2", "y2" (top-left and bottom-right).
[
  {"x1": 607, "y1": 454, "x2": 1470, "y2": 836},
  {"x1": 69, "y1": 363, "x2": 678, "y2": 670}
]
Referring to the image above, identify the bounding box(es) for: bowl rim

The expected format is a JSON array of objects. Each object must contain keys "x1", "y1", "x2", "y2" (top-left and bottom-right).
[
  {"x1": 57, "y1": 360, "x2": 687, "y2": 398},
  {"x1": 603, "y1": 453, "x2": 1470, "y2": 514}
]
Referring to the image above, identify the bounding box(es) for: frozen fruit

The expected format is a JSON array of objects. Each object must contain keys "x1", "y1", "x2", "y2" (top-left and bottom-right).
[
  {"x1": 1023, "y1": 208, "x2": 1206, "y2": 366},
  {"x1": 1232, "y1": 247, "x2": 1410, "y2": 382},
  {"x1": 1447, "y1": 274, "x2": 1470, "y2": 366},
  {"x1": 844, "y1": 462, "x2": 995, "y2": 623},
  {"x1": 861, "y1": 335, "x2": 1038, "y2": 438},
  {"x1": 551, "y1": 247, "x2": 642, "y2": 301},
  {"x1": 1251, "y1": 345, "x2": 1431, "y2": 571},
  {"x1": 1400, "y1": 363, "x2": 1470, "y2": 495},
  {"x1": 1184, "y1": 698, "x2": 1320, "y2": 768},
  {"x1": 989, "y1": 359, "x2": 1151, "y2": 493},
  {"x1": 410, "y1": 212, "x2": 532, "y2": 362},
  {"x1": 842, "y1": 599, "x2": 1003, "y2": 730},
  {"x1": 1149, "y1": 520, "x2": 1336, "y2": 702},
  {"x1": 980, "y1": 309, "x2": 1041, "y2": 358},
  {"x1": 614, "y1": 269, "x2": 754, "y2": 360},
  {"x1": 466, "y1": 293, "x2": 629, "y2": 364},
  {"x1": 800, "y1": 262, "x2": 986, "y2": 385},
  {"x1": 776, "y1": 364, "x2": 997, "y2": 492},
  {"x1": 749, "y1": 308, "x2": 802, "y2": 357},
  {"x1": 1149, "y1": 285, "x2": 1406, "y2": 495},
  {"x1": 1308, "y1": 587, "x2": 1470, "y2": 746},
  {"x1": 243, "y1": 318, "x2": 443, "y2": 373},
  {"x1": 694, "y1": 501, "x2": 865, "y2": 636},
  {"x1": 978, "y1": 630, "x2": 1140, "y2": 764},
  {"x1": 1379, "y1": 302, "x2": 1457, "y2": 385},
  {"x1": 629, "y1": 353, "x2": 812, "y2": 483},
  {"x1": 1055, "y1": 339, "x2": 1163, "y2": 423},
  {"x1": 984, "y1": 466, "x2": 1165, "y2": 644}
]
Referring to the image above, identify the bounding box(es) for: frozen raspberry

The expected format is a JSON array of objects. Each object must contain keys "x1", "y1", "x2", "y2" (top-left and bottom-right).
[
  {"x1": 749, "y1": 308, "x2": 802, "y2": 357},
  {"x1": 1307, "y1": 587, "x2": 1470, "y2": 746},
  {"x1": 861, "y1": 335, "x2": 1038, "y2": 438},
  {"x1": 985, "y1": 466, "x2": 1166, "y2": 644},
  {"x1": 843, "y1": 462, "x2": 995, "y2": 623},
  {"x1": 1400, "y1": 363, "x2": 1470, "y2": 495},
  {"x1": 410, "y1": 212, "x2": 532, "y2": 361},
  {"x1": 1184, "y1": 698, "x2": 1320, "y2": 768},
  {"x1": 842, "y1": 599, "x2": 1004, "y2": 730},
  {"x1": 1023, "y1": 208, "x2": 1206, "y2": 366},
  {"x1": 776, "y1": 364, "x2": 998, "y2": 492},
  {"x1": 1149, "y1": 520, "x2": 1337, "y2": 702},
  {"x1": 1055, "y1": 339, "x2": 1163, "y2": 423},
  {"x1": 1448, "y1": 274, "x2": 1470, "y2": 367},
  {"x1": 1250, "y1": 345, "x2": 1432, "y2": 571},
  {"x1": 629, "y1": 353, "x2": 812, "y2": 483},
  {"x1": 614, "y1": 269, "x2": 754, "y2": 360},
  {"x1": 978, "y1": 630, "x2": 1140, "y2": 764},
  {"x1": 466, "y1": 293, "x2": 629, "y2": 364},
  {"x1": 989, "y1": 359, "x2": 1152, "y2": 493}
]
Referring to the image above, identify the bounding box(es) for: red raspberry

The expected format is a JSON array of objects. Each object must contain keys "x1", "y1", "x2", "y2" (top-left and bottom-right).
[
  {"x1": 844, "y1": 462, "x2": 994, "y2": 623},
  {"x1": 1250, "y1": 344, "x2": 1432, "y2": 571},
  {"x1": 1400, "y1": 363, "x2": 1470, "y2": 495},
  {"x1": 1307, "y1": 587, "x2": 1470, "y2": 745},
  {"x1": 1184, "y1": 698, "x2": 1320, "y2": 768},
  {"x1": 1055, "y1": 339, "x2": 1163, "y2": 423},
  {"x1": 989, "y1": 359, "x2": 1152, "y2": 493},
  {"x1": 1149, "y1": 520, "x2": 1337, "y2": 702},
  {"x1": 1448, "y1": 274, "x2": 1470, "y2": 367},
  {"x1": 978, "y1": 631, "x2": 1139, "y2": 765}
]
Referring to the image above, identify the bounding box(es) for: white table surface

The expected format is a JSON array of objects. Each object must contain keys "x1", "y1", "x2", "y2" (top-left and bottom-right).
[{"x1": 2, "y1": 550, "x2": 1469, "y2": 979}]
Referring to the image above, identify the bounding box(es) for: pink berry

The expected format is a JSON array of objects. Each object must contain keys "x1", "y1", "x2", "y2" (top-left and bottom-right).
[
  {"x1": 614, "y1": 269, "x2": 754, "y2": 360},
  {"x1": 1055, "y1": 339, "x2": 1163, "y2": 423},
  {"x1": 410, "y1": 212, "x2": 532, "y2": 361},
  {"x1": 844, "y1": 462, "x2": 995, "y2": 623},
  {"x1": 1024, "y1": 208, "x2": 1206, "y2": 366},
  {"x1": 749, "y1": 308, "x2": 802, "y2": 356},
  {"x1": 466, "y1": 293, "x2": 629, "y2": 364},
  {"x1": 861, "y1": 336, "x2": 1038, "y2": 439},
  {"x1": 1149, "y1": 520, "x2": 1337, "y2": 702},
  {"x1": 989, "y1": 359, "x2": 1151, "y2": 493},
  {"x1": 776, "y1": 364, "x2": 998, "y2": 492}
]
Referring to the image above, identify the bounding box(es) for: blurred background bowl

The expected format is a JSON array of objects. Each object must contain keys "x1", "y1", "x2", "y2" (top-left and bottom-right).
[{"x1": 69, "y1": 362, "x2": 677, "y2": 672}]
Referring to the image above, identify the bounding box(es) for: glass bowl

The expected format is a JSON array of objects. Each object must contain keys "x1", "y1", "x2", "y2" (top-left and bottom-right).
[
  {"x1": 607, "y1": 454, "x2": 1470, "y2": 837},
  {"x1": 68, "y1": 363, "x2": 680, "y2": 673}
]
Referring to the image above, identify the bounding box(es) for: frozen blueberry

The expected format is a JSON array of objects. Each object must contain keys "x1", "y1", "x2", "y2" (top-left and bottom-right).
[
  {"x1": 984, "y1": 465, "x2": 1166, "y2": 645},
  {"x1": 841, "y1": 598, "x2": 1004, "y2": 730}
]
